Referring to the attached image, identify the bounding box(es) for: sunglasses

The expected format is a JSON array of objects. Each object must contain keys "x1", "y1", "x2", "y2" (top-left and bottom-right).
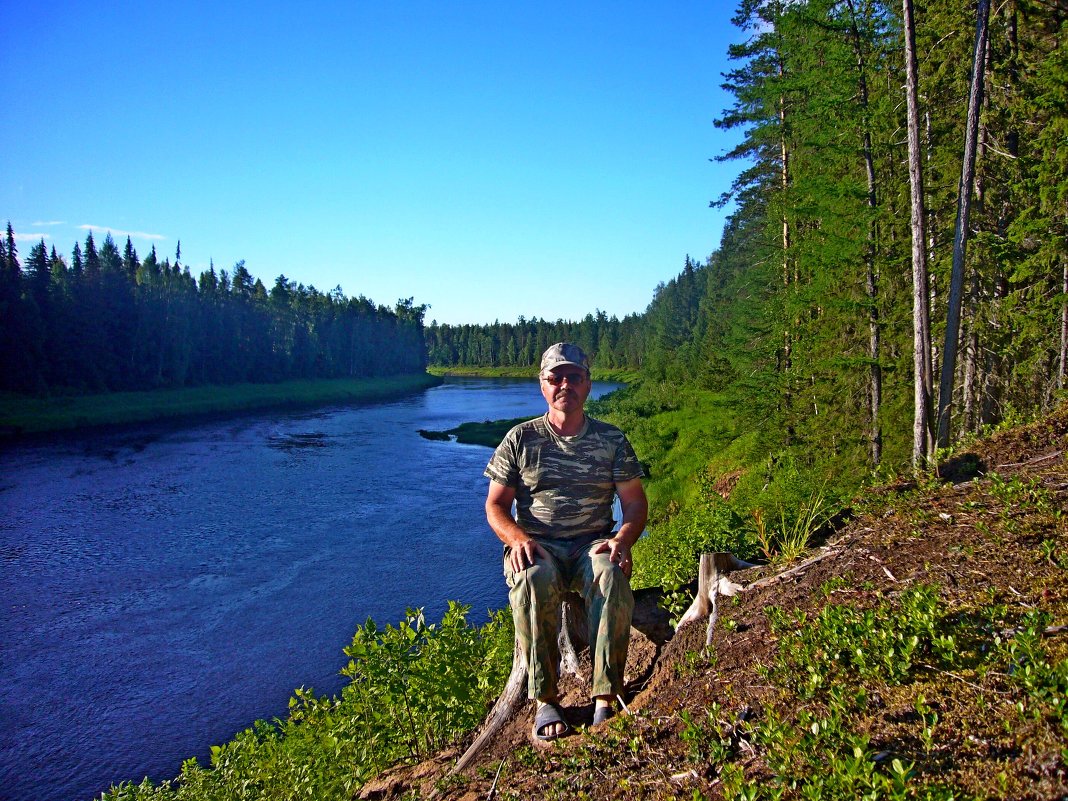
[{"x1": 541, "y1": 371, "x2": 588, "y2": 386}]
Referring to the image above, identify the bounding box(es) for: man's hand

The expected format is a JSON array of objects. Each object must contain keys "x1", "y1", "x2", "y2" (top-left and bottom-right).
[
  {"x1": 593, "y1": 478, "x2": 646, "y2": 578},
  {"x1": 487, "y1": 480, "x2": 548, "y2": 574},
  {"x1": 594, "y1": 537, "x2": 633, "y2": 578},
  {"x1": 508, "y1": 537, "x2": 548, "y2": 573}
]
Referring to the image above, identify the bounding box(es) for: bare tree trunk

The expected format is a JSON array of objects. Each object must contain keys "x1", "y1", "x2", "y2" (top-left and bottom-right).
[
  {"x1": 937, "y1": 0, "x2": 992, "y2": 450},
  {"x1": 924, "y1": 107, "x2": 937, "y2": 405},
  {"x1": 779, "y1": 68, "x2": 796, "y2": 445},
  {"x1": 903, "y1": 0, "x2": 933, "y2": 468},
  {"x1": 963, "y1": 264, "x2": 980, "y2": 432},
  {"x1": 845, "y1": 0, "x2": 883, "y2": 467},
  {"x1": 1060, "y1": 251, "x2": 1068, "y2": 390}
]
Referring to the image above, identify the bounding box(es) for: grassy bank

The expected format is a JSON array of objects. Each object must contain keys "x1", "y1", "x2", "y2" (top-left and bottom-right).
[{"x1": 0, "y1": 373, "x2": 442, "y2": 438}]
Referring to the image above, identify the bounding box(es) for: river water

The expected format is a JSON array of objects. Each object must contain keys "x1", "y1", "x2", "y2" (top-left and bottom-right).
[{"x1": 0, "y1": 376, "x2": 621, "y2": 801}]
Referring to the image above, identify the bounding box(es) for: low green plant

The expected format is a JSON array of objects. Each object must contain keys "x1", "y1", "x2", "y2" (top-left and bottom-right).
[
  {"x1": 766, "y1": 585, "x2": 942, "y2": 699},
  {"x1": 998, "y1": 611, "x2": 1068, "y2": 730},
  {"x1": 914, "y1": 694, "x2": 939, "y2": 753},
  {"x1": 100, "y1": 604, "x2": 514, "y2": 801},
  {"x1": 679, "y1": 704, "x2": 732, "y2": 764}
]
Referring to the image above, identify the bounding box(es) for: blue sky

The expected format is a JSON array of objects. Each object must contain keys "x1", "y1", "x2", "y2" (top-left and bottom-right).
[{"x1": 2, "y1": 2, "x2": 743, "y2": 326}]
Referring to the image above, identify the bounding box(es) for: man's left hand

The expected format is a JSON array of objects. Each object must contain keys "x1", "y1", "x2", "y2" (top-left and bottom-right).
[{"x1": 595, "y1": 537, "x2": 633, "y2": 578}]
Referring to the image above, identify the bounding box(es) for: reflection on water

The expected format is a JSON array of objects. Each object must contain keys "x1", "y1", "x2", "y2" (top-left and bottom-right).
[{"x1": 0, "y1": 376, "x2": 620, "y2": 801}]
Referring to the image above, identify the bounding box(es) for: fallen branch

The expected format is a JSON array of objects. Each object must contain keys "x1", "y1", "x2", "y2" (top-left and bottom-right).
[
  {"x1": 999, "y1": 623, "x2": 1068, "y2": 639},
  {"x1": 486, "y1": 759, "x2": 506, "y2": 800},
  {"x1": 995, "y1": 450, "x2": 1063, "y2": 470},
  {"x1": 746, "y1": 547, "x2": 840, "y2": 591}
]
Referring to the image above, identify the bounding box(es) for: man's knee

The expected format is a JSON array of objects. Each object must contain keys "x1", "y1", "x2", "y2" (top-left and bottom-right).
[
  {"x1": 587, "y1": 552, "x2": 633, "y2": 601},
  {"x1": 508, "y1": 558, "x2": 565, "y2": 620}
]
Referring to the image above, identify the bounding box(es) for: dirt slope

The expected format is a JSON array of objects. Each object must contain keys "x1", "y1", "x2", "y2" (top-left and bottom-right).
[{"x1": 362, "y1": 406, "x2": 1068, "y2": 800}]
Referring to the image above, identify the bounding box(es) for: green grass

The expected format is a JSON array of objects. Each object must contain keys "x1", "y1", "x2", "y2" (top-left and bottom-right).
[
  {"x1": 588, "y1": 383, "x2": 749, "y2": 513},
  {"x1": 0, "y1": 374, "x2": 442, "y2": 437}
]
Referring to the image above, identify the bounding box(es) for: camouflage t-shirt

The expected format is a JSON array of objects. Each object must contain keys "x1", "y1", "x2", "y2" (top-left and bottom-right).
[{"x1": 484, "y1": 414, "x2": 644, "y2": 541}]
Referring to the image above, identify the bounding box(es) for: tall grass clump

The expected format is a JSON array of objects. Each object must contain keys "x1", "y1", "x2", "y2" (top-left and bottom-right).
[{"x1": 732, "y1": 451, "x2": 841, "y2": 562}]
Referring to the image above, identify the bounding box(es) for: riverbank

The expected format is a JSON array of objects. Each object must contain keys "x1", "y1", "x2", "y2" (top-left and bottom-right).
[
  {"x1": 0, "y1": 373, "x2": 442, "y2": 440},
  {"x1": 427, "y1": 365, "x2": 640, "y2": 383}
]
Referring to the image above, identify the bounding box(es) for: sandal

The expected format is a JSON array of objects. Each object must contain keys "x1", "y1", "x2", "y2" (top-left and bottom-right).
[
  {"x1": 593, "y1": 705, "x2": 615, "y2": 726},
  {"x1": 532, "y1": 701, "x2": 570, "y2": 741}
]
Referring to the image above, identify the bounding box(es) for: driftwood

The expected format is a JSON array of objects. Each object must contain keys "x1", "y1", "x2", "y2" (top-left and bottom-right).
[{"x1": 747, "y1": 546, "x2": 839, "y2": 590}]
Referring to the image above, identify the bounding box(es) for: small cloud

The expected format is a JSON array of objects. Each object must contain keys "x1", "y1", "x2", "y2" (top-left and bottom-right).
[
  {"x1": 14, "y1": 232, "x2": 51, "y2": 242},
  {"x1": 31, "y1": 220, "x2": 65, "y2": 226},
  {"x1": 78, "y1": 224, "x2": 165, "y2": 241}
]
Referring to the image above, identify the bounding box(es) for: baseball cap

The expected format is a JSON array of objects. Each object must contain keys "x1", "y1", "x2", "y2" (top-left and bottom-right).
[{"x1": 540, "y1": 342, "x2": 590, "y2": 374}]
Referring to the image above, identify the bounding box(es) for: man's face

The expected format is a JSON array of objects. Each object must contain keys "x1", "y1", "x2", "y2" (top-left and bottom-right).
[{"x1": 540, "y1": 365, "x2": 591, "y2": 413}]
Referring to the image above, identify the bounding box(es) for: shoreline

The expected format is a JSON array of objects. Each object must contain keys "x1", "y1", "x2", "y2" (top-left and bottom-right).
[
  {"x1": 0, "y1": 373, "x2": 442, "y2": 444},
  {"x1": 427, "y1": 365, "x2": 640, "y2": 382}
]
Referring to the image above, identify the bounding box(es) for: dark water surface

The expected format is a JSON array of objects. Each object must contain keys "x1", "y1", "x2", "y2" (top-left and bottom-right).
[{"x1": 0, "y1": 377, "x2": 621, "y2": 801}]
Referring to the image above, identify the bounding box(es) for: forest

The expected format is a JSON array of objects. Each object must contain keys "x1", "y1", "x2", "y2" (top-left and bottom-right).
[
  {"x1": 430, "y1": 0, "x2": 1067, "y2": 484},
  {"x1": 0, "y1": 226, "x2": 428, "y2": 395}
]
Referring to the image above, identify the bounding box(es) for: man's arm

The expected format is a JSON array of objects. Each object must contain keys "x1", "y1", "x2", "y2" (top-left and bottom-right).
[
  {"x1": 594, "y1": 477, "x2": 648, "y2": 577},
  {"x1": 486, "y1": 480, "x2": 547, "y2": 573}
]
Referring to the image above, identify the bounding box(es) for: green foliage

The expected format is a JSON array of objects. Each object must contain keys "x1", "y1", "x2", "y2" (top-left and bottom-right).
[
  {"x1": 339, "y1": 603, "x2": 513, "y2": 764},
  {"x1": 998, "y1": 611, "x2": 1068, "y2": 731},
  {"x1": 766, "y1": 585, "x2": 943, "y2": 699},
  {"x1": 99, "y1": 604, "x2": 514, "y2": 801}
]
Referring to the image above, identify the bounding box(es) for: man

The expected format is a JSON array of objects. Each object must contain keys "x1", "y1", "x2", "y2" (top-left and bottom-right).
[{"x1": 484, "y1": 342, "x2": 648, "y2": 741}]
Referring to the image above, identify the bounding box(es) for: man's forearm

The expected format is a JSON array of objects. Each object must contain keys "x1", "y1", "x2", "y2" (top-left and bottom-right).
[
  {"x1": 486, "y1": 502, "x2": 531, "y2": 548},
  {"x1": 614, "y1": 497, "x2": 648, "y2": 547}
]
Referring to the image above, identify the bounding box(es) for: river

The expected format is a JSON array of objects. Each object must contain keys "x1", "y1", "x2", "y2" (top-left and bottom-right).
[{"x1": 0, "y1": 376, "x2": 621, "y2": 801}]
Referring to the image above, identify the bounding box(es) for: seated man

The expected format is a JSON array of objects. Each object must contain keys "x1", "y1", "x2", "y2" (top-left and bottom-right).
[{"x1": 484, "y1": 342, "x2": 647, "y2": 740}]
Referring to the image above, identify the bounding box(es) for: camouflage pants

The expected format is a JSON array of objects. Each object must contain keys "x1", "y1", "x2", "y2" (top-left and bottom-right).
[{"x1": 504, "y1": 535, "x2": 633, "y2": 701}]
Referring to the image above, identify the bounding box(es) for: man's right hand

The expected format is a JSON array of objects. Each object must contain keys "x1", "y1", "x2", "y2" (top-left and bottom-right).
[
  {"x1": 487, "y1": 481, "x2": 547, "y2": 573},
  {"x1": 508, "y1": 537, "x2": 547, "y2": 573}
]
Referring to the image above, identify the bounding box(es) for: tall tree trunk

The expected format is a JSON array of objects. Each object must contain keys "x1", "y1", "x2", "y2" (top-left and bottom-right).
[
  {"x1": 937, "y1": 0, "x2": 992, "y2": 450},
  {"x1": 903, "y1": 0, "x2": 932, "y2": 468},
  {"x1": 845, "y1": 0, "x2": 883, "y2": 467},
  {"x1": 779, "y1": 58, "x2": 796, "y2": 444},
  {"x1": 963, "y1": 264, "x2": 980, "y2": 431},
  {"x1": 1060, "y1": 250, "x2": 1068, "y2": 390}
]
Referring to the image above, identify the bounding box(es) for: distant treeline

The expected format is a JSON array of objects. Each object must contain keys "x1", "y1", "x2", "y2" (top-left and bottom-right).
[
  {"x1": 425, "y1": 306, "x2": 650, "y2": 371},
  {"x1": 422, "y1": 254, "x2": 716, "y2": 376},
  {"x1": 0, "y1": 225, "x2": 427, "y2": 394}
]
